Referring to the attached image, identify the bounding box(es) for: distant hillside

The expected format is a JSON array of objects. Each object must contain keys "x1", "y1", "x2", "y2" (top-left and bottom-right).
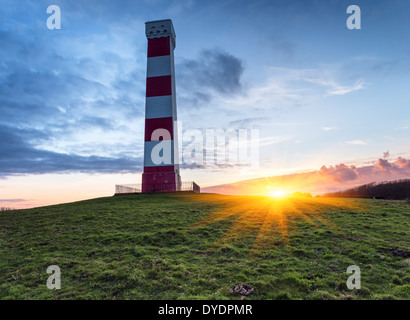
[{"x1": 324, "y1": 179, "x2": 410, "y2": 200}]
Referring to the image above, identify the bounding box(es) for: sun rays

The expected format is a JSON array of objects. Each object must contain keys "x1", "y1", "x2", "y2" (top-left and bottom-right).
[{"x1": 182, "y1": 194, "x2": 366, "y2": 256}]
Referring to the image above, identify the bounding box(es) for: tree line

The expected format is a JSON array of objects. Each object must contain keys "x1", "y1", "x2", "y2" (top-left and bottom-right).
[{"x1": 324, "y1": 179, "x2": 410, "y2": 200}]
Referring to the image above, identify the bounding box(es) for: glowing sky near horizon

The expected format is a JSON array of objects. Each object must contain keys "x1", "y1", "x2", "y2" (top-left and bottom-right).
[{"x1": 1, "y1": 0, "x2": 410, "y2": 208}]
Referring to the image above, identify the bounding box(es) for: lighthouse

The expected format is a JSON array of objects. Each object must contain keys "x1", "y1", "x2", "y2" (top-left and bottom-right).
[
  {"x1": 114, "y1": 19, "x2": 199, "y2": 195},
  {"x1": 142, "y1": 19, "x2": 181, "y2": 193}
]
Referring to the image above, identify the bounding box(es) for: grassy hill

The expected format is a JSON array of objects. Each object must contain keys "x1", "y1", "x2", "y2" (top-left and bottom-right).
[{"x1": 0, "y1": 193, "x2": 409, "y2": 300}]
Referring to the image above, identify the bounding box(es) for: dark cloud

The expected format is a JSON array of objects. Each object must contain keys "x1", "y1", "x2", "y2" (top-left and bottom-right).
[
  {"x1": 0, "y1": 2, "x2": 250, "y2": 178},
  {"x1": 178, "y1": 49, "x2": 244, "y2": 96},
  {"x1": 0, "y1": 124, "x2": 142, "y2": 177},
  {"x1": 265, "y1": 34, "x2": 296, "y2": 60},
  {"x1": 0, "y1": 7, "x2": 148, "y2": 178},
  {"x1": 177, "y1": 91, "x2": 212, "y2": 109}
]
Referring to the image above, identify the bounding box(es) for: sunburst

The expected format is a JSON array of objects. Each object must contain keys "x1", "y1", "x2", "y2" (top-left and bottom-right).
[
  {"x1": 182, "y1": 194, "x2": 365, "y2": 256},
  {"x1": 267, "y1": 189, "x2": 288, "y2": 199}
]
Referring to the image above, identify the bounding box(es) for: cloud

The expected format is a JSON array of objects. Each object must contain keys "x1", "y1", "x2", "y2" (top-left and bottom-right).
[
  {"x1": 222, "y1": 65, "x2": 370, "y2": 115},
  {"x1": 165, "y1": 0, "x2": 195, "y2": 15},
  {"x1": 0, "y1": 10, "x2": 249, "y2": 178},
  {"x1": 0, "y1": 199, "x2": 26, "y2": 203},
  {"x1": 228, "y1": 117, "x2": 267, "y2": 128},
  {"x1": 264, "y1": 34, "x2": 296, "y2": 59},
  {"x1": 220, "y1": 76, "x2": 305, "y2": 113},
  {"x1": 319, "y1": 164, "x2": 358, "y2": 182},
  {"x1": 302, "y1": 75, "x2": 369, "y2": 96},
  {"x1": 178, "y1": 49, "x2": 244, "y2": 96},
  {"x1": 345, "y1": 140, "x2": 367, "y2": 145},
  {"x1": 375, "y1": 158, "x2": 393, "y2": 171},
  {"x1": 0, "y1": 123, "x2": 142, "y2": 178},
  {"x1": 203, "y1": 154, "x2": 410, "y2": 195},
  {"x1": 0, "y1": 4, "x2": 147, "y2": 177},
  {"x1": 395, "y1": 157, "x2": 410, "y2": 169},
  {"x1": 326, "y1": 80, "x2": 368, "y2": 96}
]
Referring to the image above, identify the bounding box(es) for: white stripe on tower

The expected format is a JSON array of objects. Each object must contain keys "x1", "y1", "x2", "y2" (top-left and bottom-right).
[{"x1": 146, "y1": 55, "x2": 172, "y2": 78}]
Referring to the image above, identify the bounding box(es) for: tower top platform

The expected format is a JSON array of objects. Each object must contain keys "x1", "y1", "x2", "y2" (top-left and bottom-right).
[{"x1": 145, "y1": 19, "x2": 176, "y2": 48}]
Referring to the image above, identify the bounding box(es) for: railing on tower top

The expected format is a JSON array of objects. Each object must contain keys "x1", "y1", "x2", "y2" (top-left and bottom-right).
[{"x1": 115, "y1": 181, "x2": 200, "y2": 195}]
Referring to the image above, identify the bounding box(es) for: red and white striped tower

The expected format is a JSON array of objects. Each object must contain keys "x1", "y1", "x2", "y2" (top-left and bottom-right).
[{"x1": 142, "y1": 19, "x2": 181, "y2": 193}]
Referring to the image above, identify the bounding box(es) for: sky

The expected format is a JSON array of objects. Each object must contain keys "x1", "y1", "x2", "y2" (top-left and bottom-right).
[{"x1": 1, "y1": 0, "x2": 410, "y2": 208}]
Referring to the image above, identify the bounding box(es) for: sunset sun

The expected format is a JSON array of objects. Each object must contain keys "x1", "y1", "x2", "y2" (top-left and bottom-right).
[{"x1": 267, "y1": 189, "x2": 288, "y2": 199}]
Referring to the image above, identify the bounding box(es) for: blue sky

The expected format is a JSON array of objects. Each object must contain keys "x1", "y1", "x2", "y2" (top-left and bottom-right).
[{"x1": 1, "y1": 0, "x2": 410, "y2": 207}]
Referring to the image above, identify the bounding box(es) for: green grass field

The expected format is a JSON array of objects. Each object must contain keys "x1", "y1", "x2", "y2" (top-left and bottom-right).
[{"x1": 0, "y1": 193, "x2": 409, "y2": 300}]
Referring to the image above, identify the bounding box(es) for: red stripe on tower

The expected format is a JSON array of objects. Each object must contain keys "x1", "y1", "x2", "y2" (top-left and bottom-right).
[
  {"x1": 143, "y1": 166, "x2": 175, "y2": 173},
  {"x1": 146, "y1": 76, "x2": 172, "y2": 97},
  {"x1": 144, "y1": 117, "x2": 173, "y2": 141},
  {"x1": 147, "y1": 37, "x2": 170, "y2": 57},
  {"x1": 142, "y1": 20, "x2": 181, "y2": 193}
]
